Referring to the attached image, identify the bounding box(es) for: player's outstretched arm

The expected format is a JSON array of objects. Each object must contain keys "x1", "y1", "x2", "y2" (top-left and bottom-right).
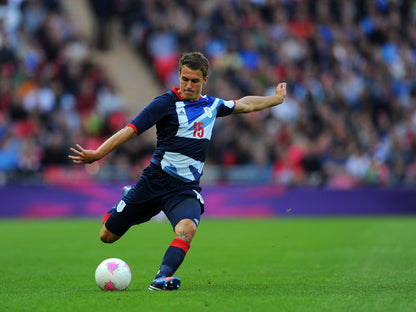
[
  {"x1": 68, "y1": 126, "x2": 136, "y2": 164},
  {"x1": 233, "y1": 82, "x2": 287, "y2": 114}
]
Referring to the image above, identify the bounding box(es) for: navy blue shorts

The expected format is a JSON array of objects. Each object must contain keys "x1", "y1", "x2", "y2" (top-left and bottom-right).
[{"x1": 105, "y1": 163, "x2": 204, "y2": 236}]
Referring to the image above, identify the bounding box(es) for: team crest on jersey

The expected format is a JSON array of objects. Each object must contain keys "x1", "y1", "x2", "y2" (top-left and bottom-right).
[{"x1": 203, "y1": 107, "x2": 213, "y2": 118}]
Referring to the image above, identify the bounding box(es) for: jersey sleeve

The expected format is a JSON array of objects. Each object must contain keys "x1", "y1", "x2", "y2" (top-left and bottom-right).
[
  {"x1": 215, "y1": 98, "x2": 236, "y2": 117},
  {"x1": 127, "y1": 96, "x2": 168, "y2": 135}
]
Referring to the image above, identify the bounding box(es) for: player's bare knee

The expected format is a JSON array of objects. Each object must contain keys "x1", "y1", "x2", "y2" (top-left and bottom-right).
[
  {"x1": 174, "y1": 218, "x2": 197, "y2": 242},
  {"x1": 100, "y1": 233, "x2": 112, "y2": 243},
  {"x1": 100, "y1": 227, "x2": 119, "y2": 244}
]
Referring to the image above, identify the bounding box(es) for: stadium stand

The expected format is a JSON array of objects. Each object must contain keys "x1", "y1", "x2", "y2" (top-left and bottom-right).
[
  {"x1": 1, "y1": 0, "x2": 415, "y2": 188},
  {"x1": 0, "y1": 0, "x2": 154, "y2": 184},
  {"x1": 119, "y1": 0, "x2": 416, "y2": 187}
]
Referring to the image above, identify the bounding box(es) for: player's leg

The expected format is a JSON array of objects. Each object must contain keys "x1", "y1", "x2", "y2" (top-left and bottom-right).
[
  {"x1": 148, "y1": 197, "x2": 201, "y2": 291},
  {"x1": 174, "y1": 218, "x2": 197, "y2": 242},
  {"x1": 99, "y1": 185, "x2": 132, "y2": 243},
  {"x1": 100, "y1": 184, "x2": 160, "y2": 244},
  {"x1": 99, "y1": 224, "x2": 122, "y2": 243},
  {"x1": 152, "y1": 217, "x2": 197, "y2": 277}
]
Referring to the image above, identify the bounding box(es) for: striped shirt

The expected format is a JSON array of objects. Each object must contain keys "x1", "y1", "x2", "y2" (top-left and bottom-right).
[{"x1": 127, "y1": 88, "x2": 235, "y2": 182}]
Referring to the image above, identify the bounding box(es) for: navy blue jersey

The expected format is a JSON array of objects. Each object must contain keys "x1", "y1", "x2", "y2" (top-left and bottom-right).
[{"x1": 127, "y1": 88, "x2": 235, "y2": 182}]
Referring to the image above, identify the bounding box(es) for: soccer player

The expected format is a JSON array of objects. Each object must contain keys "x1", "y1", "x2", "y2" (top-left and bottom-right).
[{"x1": 69, "y1": 52, "x2": 287, "y2": 291}]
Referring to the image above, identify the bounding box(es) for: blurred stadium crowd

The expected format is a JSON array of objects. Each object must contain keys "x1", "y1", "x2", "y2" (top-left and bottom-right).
[
  {"x1": 1, "y1": 0, "x2": 416, "y2": 188},
  {"x1": 0, "y1": 0, "x2": 134, "y2": 184}
]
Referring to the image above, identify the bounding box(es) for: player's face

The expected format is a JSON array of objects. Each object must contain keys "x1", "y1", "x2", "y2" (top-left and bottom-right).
[{"x1": 179, "y1": 65, "x2": 208, "y2": 102}]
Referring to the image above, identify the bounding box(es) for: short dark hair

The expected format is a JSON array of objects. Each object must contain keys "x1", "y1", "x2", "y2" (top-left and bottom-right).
[{"x1": 179, "y1": 52, "x2": 209, "y2": 78}]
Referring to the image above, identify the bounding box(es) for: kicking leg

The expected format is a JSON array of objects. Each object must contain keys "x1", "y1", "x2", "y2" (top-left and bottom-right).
[
  {"x1": 99, "y1": 185, "x2": 131, "y2": 244},
  {"x1": 100, "y1": 223, "x2": 121, "y2": 243}
]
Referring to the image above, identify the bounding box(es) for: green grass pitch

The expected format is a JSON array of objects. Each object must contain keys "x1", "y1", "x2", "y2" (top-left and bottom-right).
[{"x1": 1, "y1": 217, "x2": 416, "y2": 312}]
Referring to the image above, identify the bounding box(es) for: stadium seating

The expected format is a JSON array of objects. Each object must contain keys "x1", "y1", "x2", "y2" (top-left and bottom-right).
[{"x1": 1, "y1": 0, "x2": 415, "y2": 187}]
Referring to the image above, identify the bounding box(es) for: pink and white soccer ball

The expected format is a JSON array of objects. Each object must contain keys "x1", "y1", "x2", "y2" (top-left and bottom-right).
[{"x1": 95, "y1": 258, "x2": 131, "y2": 291}]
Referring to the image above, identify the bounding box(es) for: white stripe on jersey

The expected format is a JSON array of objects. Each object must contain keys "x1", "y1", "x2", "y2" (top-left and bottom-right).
[
  {"x1": 222, "y1": 99, "x2": 235, "y2": 109},
  {"x1": 175, "y1": 101, "x2": 187, "y2": 130},
  {"x1": 174, "y1": 98, "x2": 223, "y2": 140},
  {"x1": 160, "y1": 151, "x2": 204, "y2": 182}
]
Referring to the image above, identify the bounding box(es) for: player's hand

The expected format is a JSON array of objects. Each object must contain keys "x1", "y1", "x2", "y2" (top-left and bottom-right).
[
  {"x1": 275, "y1": 82, "x2": 287, "y2": 103},
  {"x1": 68, "y1": 144, "x2": 100, "y2": 164}
]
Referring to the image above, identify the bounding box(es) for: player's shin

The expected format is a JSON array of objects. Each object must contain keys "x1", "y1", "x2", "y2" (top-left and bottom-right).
[{"x1": 155, "y1": 238, "x2": 190, "y2": 278}]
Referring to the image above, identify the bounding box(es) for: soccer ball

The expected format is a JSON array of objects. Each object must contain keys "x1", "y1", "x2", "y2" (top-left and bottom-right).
[{"x1": 95, "y1": 258, "x2": 131, "y2": 291}]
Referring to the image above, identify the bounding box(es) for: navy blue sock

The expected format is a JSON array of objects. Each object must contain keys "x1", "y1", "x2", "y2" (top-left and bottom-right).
[{"x1": 155, "y1": 238, "x2": 190, "y2": 278}]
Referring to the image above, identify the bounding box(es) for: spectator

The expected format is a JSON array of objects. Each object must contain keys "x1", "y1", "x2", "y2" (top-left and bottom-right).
[
  {"x1": 2, "y1": 0, "x2": 416, "y2": 188},
  {"x1": 0, "y1": 0, "x2": 151, "y2": 184},
  {"x1": 119, "y1": 0, "x2": 416, "y2": 187},
  {"x1": 88, "y1": 0, "x2": 114, "y2": 51}
]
